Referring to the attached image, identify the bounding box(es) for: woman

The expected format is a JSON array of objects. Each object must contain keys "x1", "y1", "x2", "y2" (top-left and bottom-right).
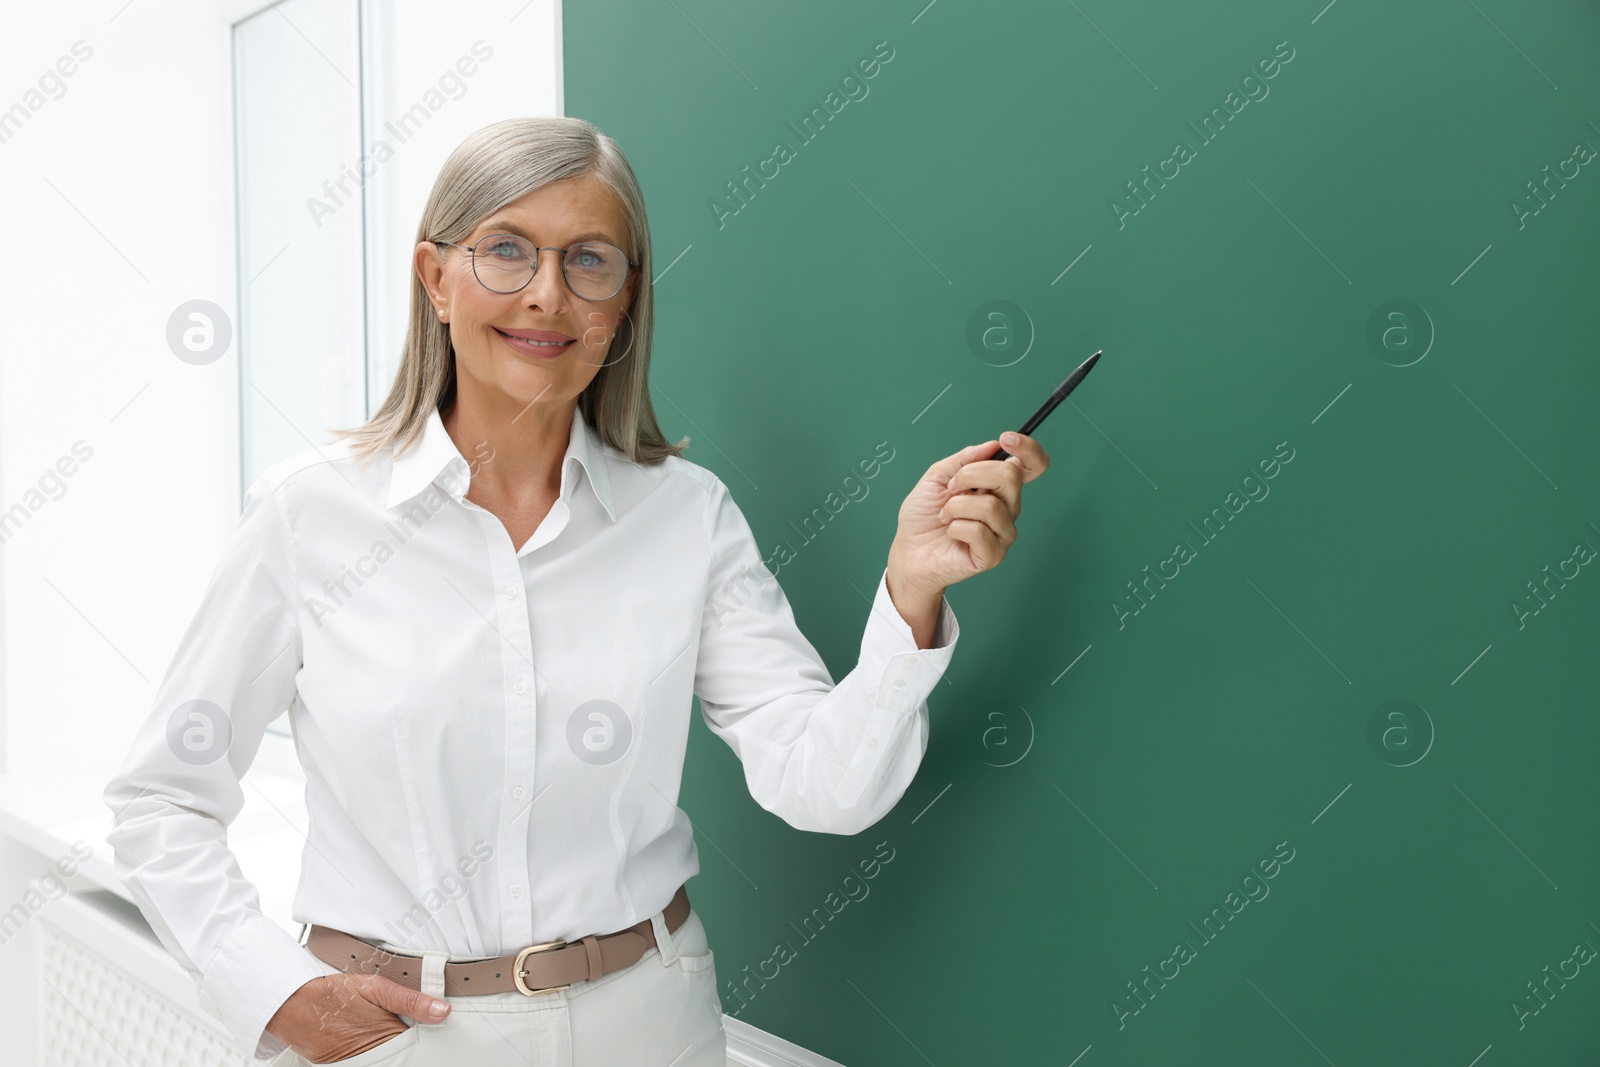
[{"x1": 102, "y1": 116, "x2": 1047, "y2": 1066}]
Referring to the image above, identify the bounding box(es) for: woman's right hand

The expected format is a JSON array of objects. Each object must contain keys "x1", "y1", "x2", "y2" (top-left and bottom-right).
[{"x1": 266, "y1": 973, "x2": 451, "y2": 1064}]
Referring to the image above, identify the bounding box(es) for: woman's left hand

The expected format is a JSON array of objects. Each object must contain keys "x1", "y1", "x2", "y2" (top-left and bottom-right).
[{"x1": 886, "y1": 432, "x2": 1050, "y2": 601}]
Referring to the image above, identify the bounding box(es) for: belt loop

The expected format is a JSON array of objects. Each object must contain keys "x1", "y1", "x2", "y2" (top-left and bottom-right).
[
  {"x1": 419, "y1": 950, "x2": 450, "y2": 1008},
  {"x1": 650, "y1": 908, "x2": 678, "y2": 967},
  {"x1": 581, "y1": 935, "x2": 603, "y2": 981}
]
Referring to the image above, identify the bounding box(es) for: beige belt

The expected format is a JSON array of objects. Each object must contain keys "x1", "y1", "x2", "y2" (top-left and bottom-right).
[{"x1": 304, "y1": 883, "x2": 690, "y2": 997}]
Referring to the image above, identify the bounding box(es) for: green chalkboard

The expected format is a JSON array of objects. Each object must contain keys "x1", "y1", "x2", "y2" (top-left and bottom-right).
[{"x1": 567, "y1": 2, "x2": 1600, "y2": 1063}]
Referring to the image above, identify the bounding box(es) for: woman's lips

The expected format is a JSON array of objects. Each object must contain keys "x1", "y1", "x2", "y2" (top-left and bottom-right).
[{"x1": 495, "y1": 327, "x2": 574, "y2": 358}]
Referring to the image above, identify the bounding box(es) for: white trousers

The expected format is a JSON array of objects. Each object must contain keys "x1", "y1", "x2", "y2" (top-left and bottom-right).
[{"x1": 276, "y1": 905, "x2": 726, "y2": 1067}]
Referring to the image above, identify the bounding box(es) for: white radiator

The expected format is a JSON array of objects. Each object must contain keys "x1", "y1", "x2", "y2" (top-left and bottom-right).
[{"x1": 36, "y1": 890, "x2": 252, "y2": 1067}]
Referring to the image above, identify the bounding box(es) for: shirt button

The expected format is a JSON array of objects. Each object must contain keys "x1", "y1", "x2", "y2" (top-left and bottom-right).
[
  {"x1": 510, "y1": 884, "x2": 521, "y2": 898},
  {"x1": 866, "y1": 738, "x2": 879, "y2": 748},
  {"x1": 892, "y1": 679, "x2": 908, "y2": 690},
  {"x1": 515, "y1": 681, "x2": 528, "y2": 695},
  {"x1": 512, "y1": 786, "x2": 526, "y2": 800},
  {"x1": 504, "y1": 585, "x2": 519, "y2": 599}
]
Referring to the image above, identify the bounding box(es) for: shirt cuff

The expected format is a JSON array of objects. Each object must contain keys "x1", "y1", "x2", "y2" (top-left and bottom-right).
[
  {"x1": 867, "y1": 564, "x2": 959, "y2": 663},
  {"x1": 832, "y1": 568, "x2": 960, "y2": 810},
  {"x1": 197, "y1": 912, "x2": 330, "y2": 1061}
]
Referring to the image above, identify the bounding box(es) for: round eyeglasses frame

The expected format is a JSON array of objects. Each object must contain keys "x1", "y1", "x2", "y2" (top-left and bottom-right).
[{"x1": 432, "y1": 233, "x2": 639, "y2": 301}]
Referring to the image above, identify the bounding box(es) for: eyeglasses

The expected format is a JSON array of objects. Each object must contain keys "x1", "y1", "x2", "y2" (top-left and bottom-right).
[{"x1": 433, "y1": 233, "x2": 638, "y2": 301}]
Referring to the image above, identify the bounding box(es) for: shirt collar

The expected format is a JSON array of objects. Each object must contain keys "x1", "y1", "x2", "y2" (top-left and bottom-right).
[{"x1": 385, "y1": 403, "x2": 617, "y2": 522}]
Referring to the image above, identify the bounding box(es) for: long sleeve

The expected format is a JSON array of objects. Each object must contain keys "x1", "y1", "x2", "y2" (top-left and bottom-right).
[
  {"x1": 101, "y1": 474, "x2": 327, "y2": 1062},
  {"x1": 692, "y1": 474, "x2": 960, "y2": 836}
]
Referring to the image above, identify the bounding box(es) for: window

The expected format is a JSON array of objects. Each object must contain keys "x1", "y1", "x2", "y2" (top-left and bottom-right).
[{"x1": 232, "y1": 0, "x2": 366, "y2": 501}]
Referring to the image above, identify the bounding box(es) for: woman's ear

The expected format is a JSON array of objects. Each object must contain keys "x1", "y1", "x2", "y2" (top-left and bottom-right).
[{"x1": 415, "y1": 241, "x2": 447, "y2": 312}]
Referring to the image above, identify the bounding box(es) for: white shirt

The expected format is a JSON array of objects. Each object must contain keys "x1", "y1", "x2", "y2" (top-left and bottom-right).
[{"x1": 102, "y1": 402, "x2": 959, "y2": 1062}]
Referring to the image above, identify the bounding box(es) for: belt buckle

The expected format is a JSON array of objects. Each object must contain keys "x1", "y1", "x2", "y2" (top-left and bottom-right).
[{"x1": 513, "y1": 939, "x2": 570, "y2": 996}]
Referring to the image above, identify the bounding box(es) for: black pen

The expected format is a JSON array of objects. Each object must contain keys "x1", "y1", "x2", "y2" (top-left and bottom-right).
[{"x1": 992, "y1": 349, "x2": 1102, "y2": 463}]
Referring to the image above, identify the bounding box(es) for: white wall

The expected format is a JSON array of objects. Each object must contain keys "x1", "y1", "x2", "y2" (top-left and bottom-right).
[
  {"x1": 1, "y1": 0, "x2": 255, "y2": 818},
  {"x1": 0, "y1": 0, "x2": 562, "y2": 1059}
]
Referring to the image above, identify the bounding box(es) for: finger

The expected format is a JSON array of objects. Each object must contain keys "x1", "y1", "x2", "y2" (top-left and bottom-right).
[
  {"x1": 992, "y1": 434, "x2": 1050, "y2": 483},
  {"x1": 949, "y1": 460, "x2": 1021, "y2": 517},
  {"x1": 946, "y1": 517, "x2": 1005, "y2": 569},
  {"x1": 361, "y1": 974, "x2": 451, "y2": 1022},
  {"x1": 925, "y1": 441, "x2": 1002, "y2": 487},
  {"x1": 940, "y1": 493, "x2": 1017, "y2": 546}
]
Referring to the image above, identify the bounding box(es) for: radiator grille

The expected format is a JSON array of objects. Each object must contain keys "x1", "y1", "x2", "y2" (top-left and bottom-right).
[{"x1": 38, "y1": 922, "x2": 254, "y2": 1067}]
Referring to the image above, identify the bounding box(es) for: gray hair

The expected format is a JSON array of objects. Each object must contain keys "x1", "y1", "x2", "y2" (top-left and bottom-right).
[{"x1": 328, "y1": 115, "x2": 687, "y2": 467}]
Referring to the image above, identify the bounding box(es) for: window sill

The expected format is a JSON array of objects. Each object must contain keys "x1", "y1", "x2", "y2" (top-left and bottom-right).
[{"x1": 0, "y1": 727, "x2": 310, "y2": 926}]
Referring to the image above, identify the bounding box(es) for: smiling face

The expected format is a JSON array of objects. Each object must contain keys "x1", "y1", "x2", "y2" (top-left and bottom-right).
[{"x1": 417, "y1": 174, "x2": 639, "y2": 413}]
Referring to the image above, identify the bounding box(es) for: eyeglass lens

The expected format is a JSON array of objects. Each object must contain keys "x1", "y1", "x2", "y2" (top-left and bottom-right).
[{"x1": 472, "y1": 234, "x2": 629, "y2": 300}]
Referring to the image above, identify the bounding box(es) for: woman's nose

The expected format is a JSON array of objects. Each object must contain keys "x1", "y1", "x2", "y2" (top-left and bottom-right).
[{"x1": 522, "y1": 247, "x2": 571, "y2": 309}]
